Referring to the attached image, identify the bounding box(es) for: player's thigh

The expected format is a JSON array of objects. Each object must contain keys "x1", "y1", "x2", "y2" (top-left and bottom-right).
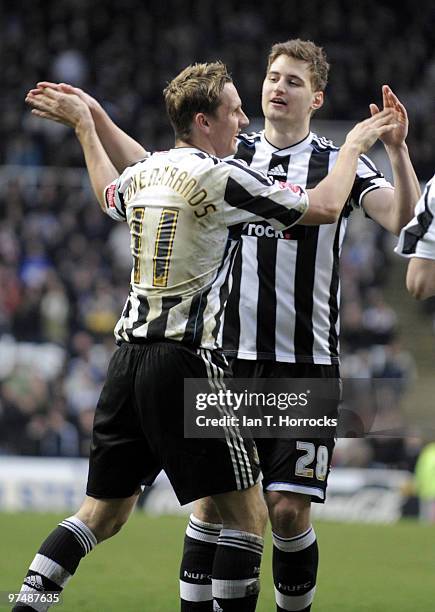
[
  {"x1": 87, "y1": 344, "x2": 161, "y2": 500},
  {"x1": 133, "y1": 343, "x2": 260, "y2": 505}
]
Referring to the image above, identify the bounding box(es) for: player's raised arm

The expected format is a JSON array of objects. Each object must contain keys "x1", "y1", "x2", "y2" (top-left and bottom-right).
[
  {"x1": 26, "y1": 81, "x2": 147, "y2": 172},
  {"x1": 303, "y1": 109, "x2": 398, "y2": 224},
  {"x1": 26, "y1": 87, "x2": 119, "y2": 211},
  {"x1": 362, "y1": 85, "x2": 421, "y2": 234}
]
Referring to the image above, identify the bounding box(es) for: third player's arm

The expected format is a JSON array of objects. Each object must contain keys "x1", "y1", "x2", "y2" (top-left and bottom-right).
[{"x1": 406, "y1": 258, "x2": 435, "y2": 299}]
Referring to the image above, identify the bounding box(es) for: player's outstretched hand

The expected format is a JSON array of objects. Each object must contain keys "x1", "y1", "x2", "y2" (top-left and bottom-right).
[
  {"x1": 369, "y1": 85, "x2": 408, "y2": 147},
  {"x1": 33, "y1": 82, "x2": 102, "y2": 115},
  {"x1": 344, "y1": 108, "x2": 398, "y2": 154},
  {"x1": 25, "y1": 86, "x2": 94, "y2": 131}
]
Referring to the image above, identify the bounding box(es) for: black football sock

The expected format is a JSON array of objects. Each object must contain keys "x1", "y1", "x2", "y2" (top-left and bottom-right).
[
  {"x1": 212, "y1": 529, "x2": 263, "y2": 611},
  {"x1": 273, "y1": 526, "x2": 318, "y2": 612},
  {"x1": 180, "y1": 514, "x2": 221, "y2": 611},
  {"x1": 12, "y1": 516, "x2": 97, "y2": 611}
]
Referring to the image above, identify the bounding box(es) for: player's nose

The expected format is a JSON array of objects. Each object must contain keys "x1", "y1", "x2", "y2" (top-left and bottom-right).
[{"x1": 239, "y1": 110, "x2": 249, "y2": 129}]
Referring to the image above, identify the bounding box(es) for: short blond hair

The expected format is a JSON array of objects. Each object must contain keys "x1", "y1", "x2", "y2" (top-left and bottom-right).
[
  {"x1": 267, "y1": 39, "x2": 330, "y2": 91},
  {"x1": 163, "y1": 62, "x2": 232, "y2": 140}
]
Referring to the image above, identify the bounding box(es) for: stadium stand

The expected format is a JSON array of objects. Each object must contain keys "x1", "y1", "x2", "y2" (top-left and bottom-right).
[{"x1": 0, "y1": 0, "x2": 432, "y2": 471}]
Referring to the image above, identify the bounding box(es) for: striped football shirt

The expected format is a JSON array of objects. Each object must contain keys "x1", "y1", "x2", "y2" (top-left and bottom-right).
[
  {"x1": 103, "y1": 146, "x2": 308, "y2": 349},
  {"x1": 220, "y1": 131, "x2": 393, "y2": 364}
]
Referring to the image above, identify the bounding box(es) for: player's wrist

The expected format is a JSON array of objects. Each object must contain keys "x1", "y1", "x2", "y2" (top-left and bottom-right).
[
  {"x1": 385, "y1": 141, "x2": 408, "y2": 155},
  {"x1": 340, "y1": 141, "x2": 361, "y2": 157},
  {"x1": 75, "y1": 115, "x2": 96, "y2": 140}
]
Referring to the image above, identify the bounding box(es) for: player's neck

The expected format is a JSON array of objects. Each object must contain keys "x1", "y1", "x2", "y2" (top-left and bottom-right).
[
  {"x1": 264, "y1": 119, "x2": 311, "y2": 150},
  {"x1": 175, "y1": 138, "x2": 215, "y2": 156}
]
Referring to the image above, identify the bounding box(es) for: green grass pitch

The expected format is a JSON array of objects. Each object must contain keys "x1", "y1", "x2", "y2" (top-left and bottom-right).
[{"x1": 0, "y1": 513, "x2": 433, "y2": 611}]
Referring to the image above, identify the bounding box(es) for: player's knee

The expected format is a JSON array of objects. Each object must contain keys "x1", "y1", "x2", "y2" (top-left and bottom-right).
[
  {"x1": 213, "y1": 485, "x2": 268, "y2": 536},
  {"x1": 266, "y1": 492, "x2": 310, "y2": 536},
  {"x1": 75, "y1": 510, "x2": 129, "y2": 542}
]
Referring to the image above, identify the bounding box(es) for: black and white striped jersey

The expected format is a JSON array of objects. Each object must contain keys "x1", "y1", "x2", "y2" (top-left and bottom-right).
[
  {"x1": 103, "y1": 146, "x2": 308, "y2": 349},
  {"x1": 220, "y1": 131, "x2": 393, "y2": 364},
  {"x1": 395, "y1": 174, "x2": 435, "y2": 260}
]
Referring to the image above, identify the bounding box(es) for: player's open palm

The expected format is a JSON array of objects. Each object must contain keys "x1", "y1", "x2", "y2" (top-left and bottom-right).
[
  {"x1": 369, "y1": 85, "x2": 408, "y2": 147},
  {"x1": 34, "y1": 81, "x2": 102, "y2": 115},
  {"x1": 25, "y1": 87, "x2": 93, "y2": 131},
  {"x1": 344, "y1": 108, "x2": 397, "y2": 154}
]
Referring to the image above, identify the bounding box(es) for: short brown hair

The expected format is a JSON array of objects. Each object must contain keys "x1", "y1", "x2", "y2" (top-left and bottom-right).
[
  {"x1": 267, "y1": 39, "x2": 330, "y2": 91},
  {"x1": 163, "y1": 62, "x2": 232, "y2": 140}
]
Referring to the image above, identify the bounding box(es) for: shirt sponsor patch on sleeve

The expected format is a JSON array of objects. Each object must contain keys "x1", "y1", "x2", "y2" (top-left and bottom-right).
[
  {"x1": 105, "y1": 183, "x2": 117, "y2": 210},
  {"x1": 278, "y1": 181, "x2": 302, "y2": 194}
]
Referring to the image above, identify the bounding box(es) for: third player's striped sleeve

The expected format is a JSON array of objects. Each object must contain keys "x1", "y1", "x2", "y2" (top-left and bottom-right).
[
  {"x1": 222, "y1": 158, "x2": 308, "y2": 229},
  {"x1": 395, "y1": 175, "x2": 435, "y2": 259}
]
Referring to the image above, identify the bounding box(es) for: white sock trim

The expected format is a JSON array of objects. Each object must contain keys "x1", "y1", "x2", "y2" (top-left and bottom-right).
[
  {"x1": 213, "y1": 577, "x2": 260, "y2": 599},
  {"x1": 187, "y1": 514, "x2": 222, "y2": 544},
  {"x1": 29, "y1": 553, "x2": 71, "y2": 588},
  {"x1": 273, "y1": 526, "x2": 316, "y2": 553},
  {"x1": 180, "y1": 580, "x2": 213, "y2": 602},
  {"x1": 59, "y1": 516, "x2": 97, "y2": 554},
  {"x1": 274, "y1": 585, "x2": 316, "y2": 611}
]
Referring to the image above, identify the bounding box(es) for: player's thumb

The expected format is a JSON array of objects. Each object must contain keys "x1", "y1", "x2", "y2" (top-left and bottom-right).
[{"x1": 369, "y1": 103, "x2": 379, "y2": 116}]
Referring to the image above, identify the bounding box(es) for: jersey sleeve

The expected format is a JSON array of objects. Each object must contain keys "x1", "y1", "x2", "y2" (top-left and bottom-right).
[
  {"x1": 222, "y1": 158, "x2": 308, "y2": 229},
  {"x1": 103, "y1": 156, "x2": 150, "y2": 221},
  {"x1": 349, "y1": 154, "x2": 394, "y2": 210},
  {"x1": 395, "y1": 176, "x2": 435, "y2": 260}
]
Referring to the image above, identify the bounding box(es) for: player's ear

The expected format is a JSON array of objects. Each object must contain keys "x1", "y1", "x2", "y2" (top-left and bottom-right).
[
  {"x1": 311, "y1": 91, "x2": 324, "y2": 111},
  {"x1": 195, "y1": 113, "x2": 210, "y2": 133}
]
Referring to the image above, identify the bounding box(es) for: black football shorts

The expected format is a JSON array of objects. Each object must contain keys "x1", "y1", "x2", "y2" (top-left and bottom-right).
[
  {"x1": 230, "y1": 359, "x2": 339, "y2": 503},
  {"x1": 86, "y1": 341, "x2": 260, "y2": 505}
]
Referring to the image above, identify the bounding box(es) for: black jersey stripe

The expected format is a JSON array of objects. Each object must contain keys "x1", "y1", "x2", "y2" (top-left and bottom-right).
[
  {"x1": 146, "y1": 296, "x2": 183, "y2": 340},
  {"x1": 328, "y1": 214, "x2": 344, "y2": 359},
  {"x1": 225, "y1": 159, "x2": 274, "y2": 186},
  {"x1": 256, "y1": 235, "x2": 278, "y2": 358},
  {"x1": 402, "y1": 183, "x2": 434, "y2": 254},
  {"x1": 212, "y1": 240, "x2": 240, "y2": 342},
  {"x1": 293, "y1": 150, "x2": 330, "y2": 362},
  {"x1": 183, "y1": 288, "x2": 212, "y2": 346},
  {"x1": 222, "y1": 242, "x2": 243, "y2": 355},
  {"x1": 183, "y1": 238, "x2": 234, "y2": 346},
  {"x1": 224, "y1": 177, "x2": 302, "y2": 227},
  {"x1": 234, "y1": 139, "x2": 257, "y2": 165}
]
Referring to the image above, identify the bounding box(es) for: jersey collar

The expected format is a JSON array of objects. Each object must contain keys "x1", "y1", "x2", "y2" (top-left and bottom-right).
[{"x1": 260, "y1": 131, "x2": 313, "y2": 155}]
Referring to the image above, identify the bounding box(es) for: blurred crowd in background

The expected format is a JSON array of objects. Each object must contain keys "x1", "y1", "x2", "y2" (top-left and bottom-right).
[
  {"x1": 2, "y1": 0, "x2": 435, "y2": 179},
  {"x1": 0, "y1": 0, "x2": 434, "y2": 480}
]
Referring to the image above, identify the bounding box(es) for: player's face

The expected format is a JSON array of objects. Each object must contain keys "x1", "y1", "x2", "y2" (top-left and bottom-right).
[
  {"x1": 207, "y1": 83, "x2": 249, "y2": 157},
  {"x1": 262, "y1": 54, "x2": 323, "y2": 126}
]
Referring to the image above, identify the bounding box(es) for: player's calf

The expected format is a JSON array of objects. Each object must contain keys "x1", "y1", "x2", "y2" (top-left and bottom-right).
[
  {"x1": 210, "y1": 485, "x2": 268, "y2": 612},
  {"x1": 266, "y1": 492, "x2": 317, "y2": 612},
  {"x1": 12, "y1": 495, "x2": 138, "y2": 611}
]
